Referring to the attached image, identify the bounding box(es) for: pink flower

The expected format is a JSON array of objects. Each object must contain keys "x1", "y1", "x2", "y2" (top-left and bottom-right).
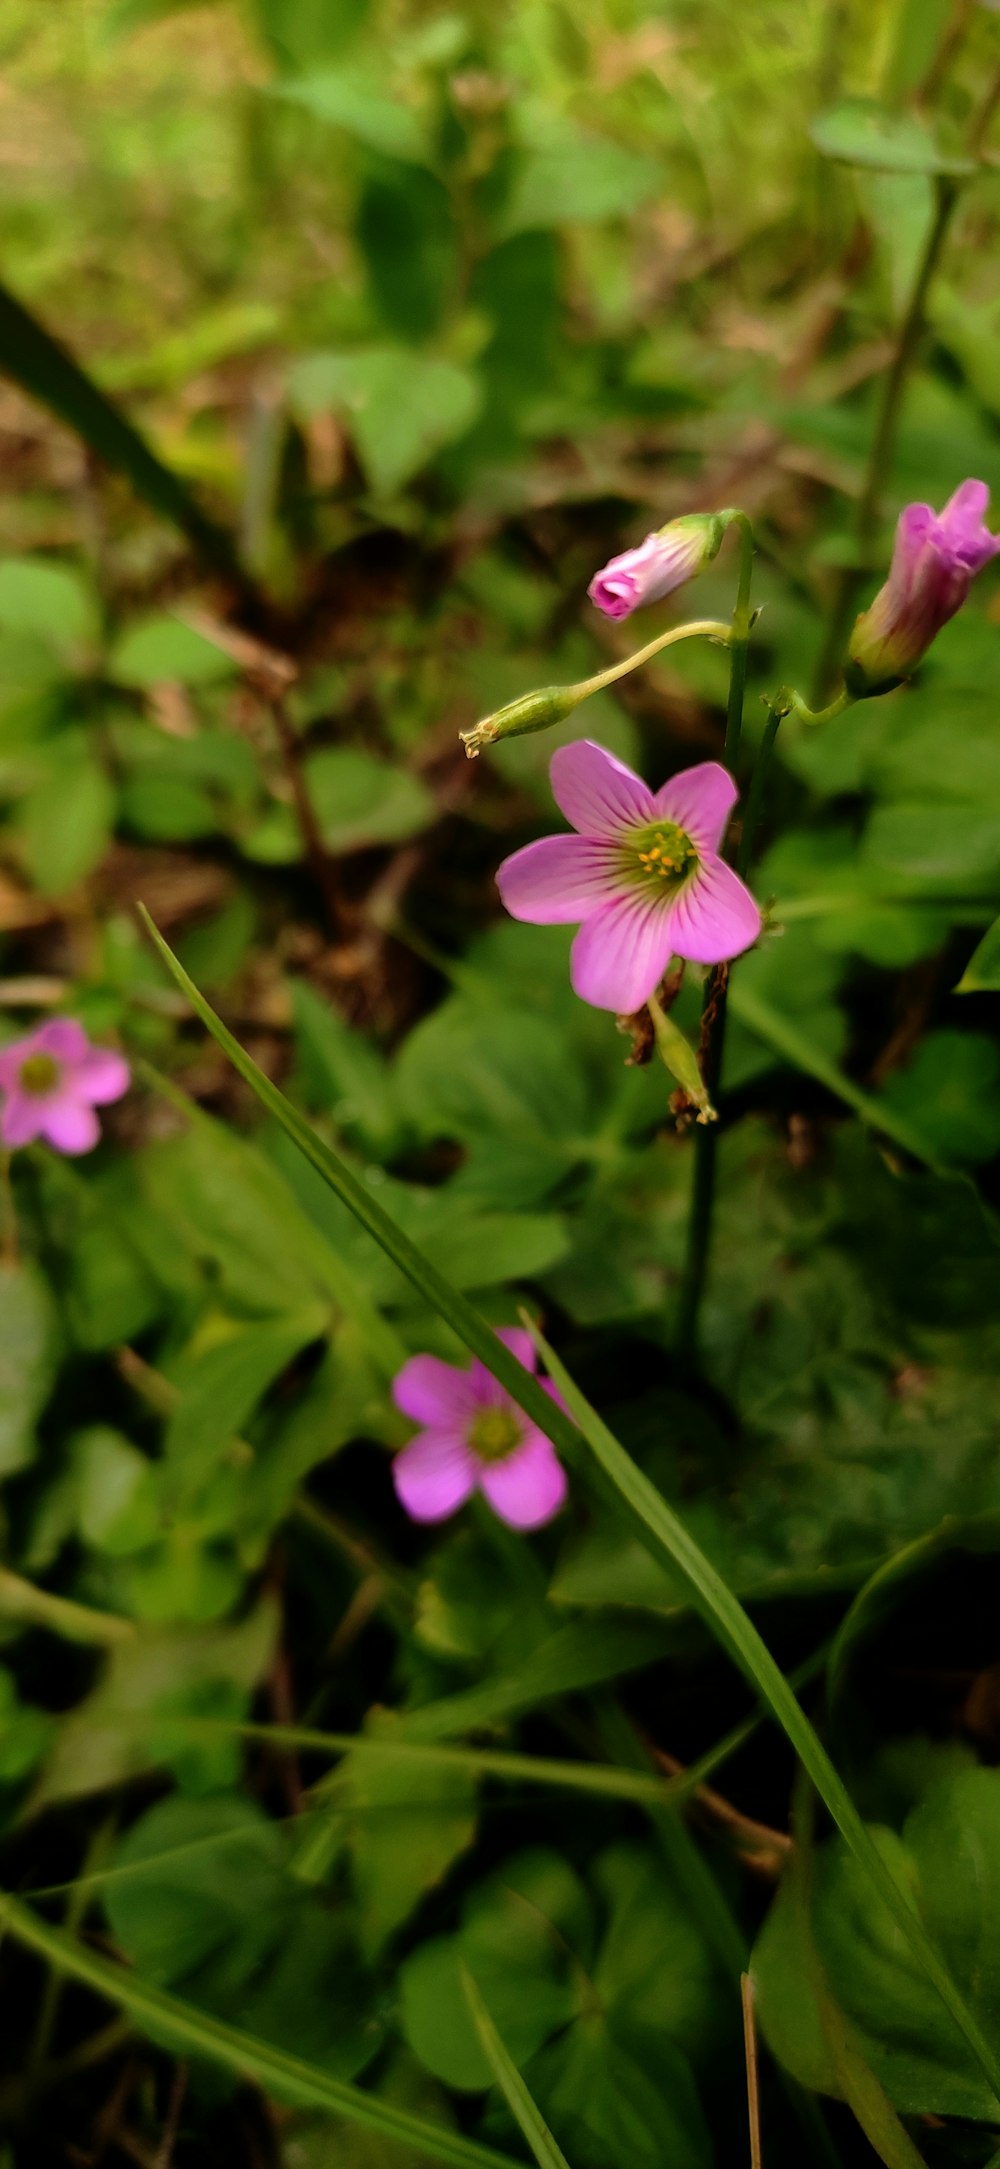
[
  {"x1": 588, "y1": 514, "x2": 724, "y2": 620},
  {"x1": 496, "y1": 740, "x2": 761, "y2": 1013},
  {"x1": 847, "y1": 479, "x2": 1000, "y2": 695},
  {"x1": 392, "y1": 1328, "x2": 568, "y2": 1531},
  {"x1": 0, "y1": 1019, "x2": 129, "y2": 1155}
]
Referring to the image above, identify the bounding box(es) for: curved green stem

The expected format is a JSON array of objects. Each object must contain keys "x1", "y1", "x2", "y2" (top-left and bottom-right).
[{"x1": 674, "y1": 516, "x2": 756, "y2": 1361}]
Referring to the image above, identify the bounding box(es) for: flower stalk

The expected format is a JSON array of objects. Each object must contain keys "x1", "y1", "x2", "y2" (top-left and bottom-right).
[{"x1": 460, "y1": 619, "x2": 731, "y2": 758}]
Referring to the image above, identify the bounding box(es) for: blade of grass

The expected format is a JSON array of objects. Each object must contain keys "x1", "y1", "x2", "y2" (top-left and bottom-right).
[
  {"x1": 137, "y1": 918, "x2": 1000, "y2": 2109},
  {"x1": 459, "y1": 1963, "x2": 572, "y2": 2169},
  {"x1": 526, "y1": 1322, "x2": 1000, "y2": 2113},
  {"x1": 0, "y1": 280, "x2": 245, "y2": 583},
  {"x1": 139, "y1": 910, "x2": 584, "y2": 1464},
  {"x1": 0, "y1": 1890, "x2": 524, "y2": 2169}
]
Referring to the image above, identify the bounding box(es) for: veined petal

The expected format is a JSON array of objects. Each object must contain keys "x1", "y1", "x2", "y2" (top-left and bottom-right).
[
  {"x1": 478, "y1": 1430, "x2": 567, "y2": 1529},
  {"x1": 550, "y1": 740, "x2": 655, "y2": 838},
  {"x1": 79, "y1": 1049, "x2": 130, "y2": 1105},
  {"x1": 393, "y1": 1430, "x2": 478, "y2": 1523},
  {"x1": 654, "y1": 761, "x2": 738, "y2": 855},
  {"x1": 41, "y1": 1094, "x2": 101, "y2": 1155},
  {"x1": 392, "y1": 1353, "x2": 479, "y2": 1428},
  {"x1": 942, "y1": 478, "x2": 990, "y2": 528},
  {"x1": 570, "y1": 893, "x2": 675, "y2": 1013},
  {"x1": 35, "y1": 1018, "x2": 89, "y2": 1065},
  {"x1": 664, "y1": 856, "x2": 761, "y2": 965},
  {"x1": 469, "y1": 1325, "x2": 536, "y2": 1407},
  {"x1": 0, "y1": 1091, "x2": 47, "y2": 1148},
  {"x1": 496, "y1": 835, "x2": 619, "y2": 924}
]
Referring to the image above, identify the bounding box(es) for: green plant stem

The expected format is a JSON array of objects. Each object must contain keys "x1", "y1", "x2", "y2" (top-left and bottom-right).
[
  {"x1": 736, "y1": 700, "x2": 785, "y2": 881},
  {"x1": 674, "y1": 515, "x2": 755, "y2": 1360},
  {"x1": 0, "y1": 1566, "x2": 135, "y2": 1647},
  {"x1": 459, "y1": 1964, "x2": 573, "y2": 2169},
  {"x1": 813, "y1": 173, "x2": 959, "y2": 699}
]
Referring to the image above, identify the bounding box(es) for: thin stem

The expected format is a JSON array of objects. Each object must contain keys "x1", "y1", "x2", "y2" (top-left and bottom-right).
[
  {"x1": 268, "y1": 693, "x2": 342, "y2": 935},
  {"x1": 813, "y1": 174, "x2": 959, "y2": 698},
  {"x1": 742, "y1": 1976, "x2": 763, "y2": 2169},
  {"x1": 0, "y1": 1566, "x2": 135, "y2": 1647},
  {"x1": 737, "y1": 701, "x2": 785, "y2": 880},
  {"x1": 575, "y1": 617, "x2": 732, "y2": 701},
  {"x1": 674, "y1": 519, "x2": 755, "y2": 1361}
]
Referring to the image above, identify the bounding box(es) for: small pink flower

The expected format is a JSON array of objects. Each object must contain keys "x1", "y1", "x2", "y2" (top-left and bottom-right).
[
  {"x1": 392, "y1": 1328, "x2": 568, "y2": 1531},
  {"x1": 0, "y1": 1020, "x2": 129, "y2": 1155},
  {"x1": 847, "y1": 479, "x2": 1000, "y2": 694},
  {"x1": 496, "y1": 740, "x2": 760, "y2": 1013},
  {"x1": 588, "y1": 514, "x2": 723, "y2": 621}
]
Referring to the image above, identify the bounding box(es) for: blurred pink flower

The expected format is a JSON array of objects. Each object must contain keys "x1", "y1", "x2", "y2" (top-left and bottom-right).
[
  {"x1": 588, "y1": 514, "x2": 723, "y2": 620},
  {"x1": 847, "y1": 479, "x2": 1000, "y2": 694},
  {"x1": 392, "y1": 1328, "x2": 568, "y2": 1531},
  {"x1": 0, "y1": 1019, "x2": 129, "y2": 1155},
  {"x1": 496, "y1": 740, "x2": 760, "y2": 1012}
]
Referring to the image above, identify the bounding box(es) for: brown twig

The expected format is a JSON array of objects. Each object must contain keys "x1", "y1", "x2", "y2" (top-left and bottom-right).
[
  {"x1": 648, "y1": 1741, "x2": 792, "y2": 1877},
  {"x1": 152, "y1": 2060, "x2": 189, "y2": 2169},
  {"x1": 742, "y1": 1974, "x2": 763, "y2": 2169}
]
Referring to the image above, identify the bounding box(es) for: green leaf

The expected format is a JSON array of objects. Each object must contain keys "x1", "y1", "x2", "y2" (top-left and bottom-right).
[
  {"x1": 288, "y1": 349, "x2": 481, "y2": 496},
  {"x1": 401, "y1": 1850, "x2": 588, "y2": 2090},
  {"x1": 1, "y1": 1890, "x2": 521, "y2": 2169},
  {"x1": 292, "y1": 978, "x2": 403, "y2": 1158},
  {"x1": 0, "y1": 280, "x2": 243, "y2": 579},
  {"x1": 0, "y1": 556, "x2": 97, "y2": 658},
  {"x1": 163, "y1": 1314, "x2": 324, "y2": 1480},
  {"x1": 957, "y1": 915, "x2": 1000, "y2": 993},
  {"x1": 878, "y1": 1031, "x2": 1000, "y2": 1164},
  {"x1": 15, "y1": 748, "x2": 116, "y2": 894},
  {"x1": 138, "y1": 918, "x2": 1000, "y2": 2114},
  {"x1": 504, "y1": 133, "x2": 661, "y2": 234},
  {"x1": 340, "y1": 1726, "x2": 479, "y2": 1959},
  {"x1": 30, "y1": 1601, "x2": 277, "y2": 1809},
  {"x1": 459, "y1": 1963, "x2": 572, "y2": 2169},
  {"x1": 0, "y1": 1261, "x2": 59, "y2": 1477},
  {"x1": 68, "y1": 1426, "x2": 160, "y2": 1555},
  {"x1": 304, "y1": 747, "x2": 435, "y2": 852},
  {"x1": 110, "y1": 613, "x2": 237, "y2": 688},
  {"x1": 252, "y1": 0, "x2": 371, "y2": 68},
  {"x1": 754, "y1": 1771, "x2": 1000, "y2": 2120},
  {"x1": 273, "y1": 71, "x2": 428, "y2": 162},
  {"x1": 809, "y1": 100, "x2": 973, "y2": 176}
]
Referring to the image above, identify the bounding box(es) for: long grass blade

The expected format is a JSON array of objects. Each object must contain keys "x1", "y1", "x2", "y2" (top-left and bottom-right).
[
  {"x1": 0, "y1": 1890, "x2": 524, "y2": 2169},
  {"x1": 527, "y1": 1323, "x2": 1000, "y2": 2112},
  {"x1": 459, "y1": 1963, "x2": 572, "y2": 2169},
  {"x1": 137, "y1": 919, "x2": 1000, "y2": 2110},
  {"x1": 0, "y1": 281, "x2": 244, "y2": 581}
]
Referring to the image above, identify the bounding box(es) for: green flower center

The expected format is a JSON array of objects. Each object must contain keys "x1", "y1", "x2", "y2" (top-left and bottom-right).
[
  {"x1": 620, "y1": 820, "x2": 699, "y2": 896},
  {"x1": 469, "y1": 1406, "x2": 523, "y2": 1464},
  {"x1": 18, "y1": 1054, "x2": 60, "y2": 1095}
]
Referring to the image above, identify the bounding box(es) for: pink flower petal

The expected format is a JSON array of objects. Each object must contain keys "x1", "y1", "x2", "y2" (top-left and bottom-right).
[
  {"x1": 469, "y1": 1326, "x2": 537, "y2": 1406},
  {"x1": 393, "y1": 1430, "x2": 478, "y2": 1523},
  {"x1": 479, "y1": 1430, "x2": 567, "y2": 1530},
  {"x1": 942, "y1": 478, "x2": 990, "y2": 528},
  {"x1": 0, "y1": 1091, "x2": 47, "y2": 1148},
  {"x1": 35, "y1": 1018, "x2": 89, "y2": 1065},
  {"x1": 496, "y1": 836, "x2": 619, "y2": 925},
  {"x1": 0, "y1": 1042, "x2": 26, "y2": 1091},
  {"x1": 393, "y1": 1354, "x2": 479, "y2": 1428},
  {"x1": 654, "y1": 761, "x2": 738, "y2": 856},
  {"x1": 41, "y1": 1095, "x2": 101, "y2": 1155},
  {"x1": 550, "y1": 741, "x2": 655, "y2": 838},
  {"x1": 78, "y1": 1049, "x2": 130, "y2": 1105},
  {"x1": 570, "y1": 893, "x2": 675, "y2": 1013},
  {"x1": 664, "y1": 856, "x2": 761, "y2": 965}
]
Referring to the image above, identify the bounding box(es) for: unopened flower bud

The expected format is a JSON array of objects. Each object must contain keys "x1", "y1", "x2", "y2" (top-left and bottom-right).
[
  {"x1": 588, "y1": 513, "x2": 726, "y2": 621},
  {"x1": 846, "y1": 479, "x2": 1000, "y2": 697},
  {"x1": 460, "y1": 683, "x2": 581, "y2": 758}
]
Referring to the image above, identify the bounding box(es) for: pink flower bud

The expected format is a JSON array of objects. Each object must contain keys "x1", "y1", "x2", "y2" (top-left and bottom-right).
[
  {"x1": 588, "y1": 513, "x2": 725, "y2": 621},
  {"x1": 846, "y1": 480, "x2": 1000, "y2": 696}
]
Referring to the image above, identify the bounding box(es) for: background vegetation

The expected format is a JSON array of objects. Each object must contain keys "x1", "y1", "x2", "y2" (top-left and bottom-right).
[{"x1": 1, "y1": 0, "x2": 1000, "y2": 2163}]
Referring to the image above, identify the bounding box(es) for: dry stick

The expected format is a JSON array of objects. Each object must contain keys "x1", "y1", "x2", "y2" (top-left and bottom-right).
[
  {"x1": 152, "y1": 2060, "x2": 189, "y2": 2169},
  {"x1": 742, "y1": 1974, "x2": 764, "y2": 2169},
  {"x1": 267, "y1": 689, "x2": 343, "y2": 937}
]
